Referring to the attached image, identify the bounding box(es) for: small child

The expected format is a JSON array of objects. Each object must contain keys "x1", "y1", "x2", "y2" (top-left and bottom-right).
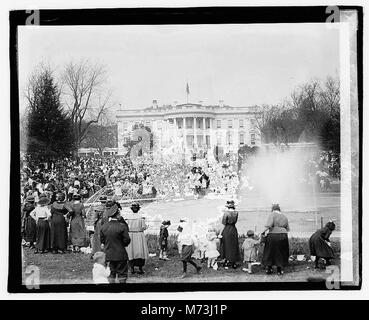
[
  {"x1": 177, "y1": 223, "x2": 201, "y2": 278},
  {"x1": 205, "y1": 229, "x2": 220, "y2": 270},
  {"x1": 159, "y1": 220, "x2": 171, "y2": 260},
  {"x1": 92, "y1": 251, "x2": 110, "y2": 284},
  {"x1": 242, "y1": 230, "x2": 260, "y2": 274}
]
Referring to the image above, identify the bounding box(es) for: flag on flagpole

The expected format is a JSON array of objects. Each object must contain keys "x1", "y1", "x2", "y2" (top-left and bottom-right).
[{"x1": 186, "y1": 82, "x2": 190, "y2": 95}]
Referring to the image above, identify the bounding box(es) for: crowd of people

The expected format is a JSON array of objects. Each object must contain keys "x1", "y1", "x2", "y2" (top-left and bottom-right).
[
  {"x1": 20, "y1": 153, "x2": 241, "y2": 208},
  {"x1": 21, "y1": 152, "x2": 338, "y2": 284}
]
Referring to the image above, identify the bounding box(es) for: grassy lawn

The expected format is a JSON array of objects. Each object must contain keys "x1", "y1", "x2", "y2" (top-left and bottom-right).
[{"x1": 22, "y1": 246, "x2": 338, "y2": 285}]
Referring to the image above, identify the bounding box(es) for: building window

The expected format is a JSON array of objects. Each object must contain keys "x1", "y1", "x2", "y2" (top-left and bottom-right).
[
  {"x1": 145, "y1": 121, "x2": 151, "y2": 128},
  {"x1": 187, "y1": 135, "x2": 194, "y2": 147},
  {"x1": 123, "y1": 122, "x2": 128, "y2": 129},
  {"x1": 250, "y1": 118, "x2": 256, "y2": 129},
  {"x1": 226, "y1": 132, "x2": 233, "y2": 145},
  {"x1": 228, "y1": 120, "x2": 233, "y2": 128},
  {"x1": 197, "y1": 119, "x2": 201, "y2": 129},
  {"x1": 206, "y1": 135, "x2": 210, "y2": 148},
  {"x1": 217, "y1": 120, "x2": 221, "y2": 128},
  {"x1": 197, "y1": 135, "x2": 203, "y2": 147},
  {"x1": 158, "y1": 121, "x2": 162, "y2": 129},
  {"x1": 251, "y1": 133, "x2": 256, "y2": 145},
  {"x1": 186, "y1": 118, "x2": 193, "y2": 129},
  {"x1": 239, "y1": 119, "x2": 244, "y2": 128},
  {"x1": 206, "y1": 118, "x2": 210, "y2": 129},
  {"x1": 239, "y1": 133, "x2": 244, "y2": 145},
  {"x1": 217, "y1": 135, "x2": 222, "y2": 145}
]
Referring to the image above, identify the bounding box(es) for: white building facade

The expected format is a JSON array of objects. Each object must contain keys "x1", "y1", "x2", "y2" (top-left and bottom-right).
[{"x1": 116, "y1": 101, "x2": 262, "y2": 160}]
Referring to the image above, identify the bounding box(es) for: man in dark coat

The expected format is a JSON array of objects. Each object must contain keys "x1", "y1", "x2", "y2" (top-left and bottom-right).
[{"x1": 100, "y1": 204, "x2": 131, "y2": 283}]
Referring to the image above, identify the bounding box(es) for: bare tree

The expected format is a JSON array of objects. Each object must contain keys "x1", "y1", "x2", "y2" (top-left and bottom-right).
[{"x1": 62, "y1": 60, "x2": 113, "y2": 149}]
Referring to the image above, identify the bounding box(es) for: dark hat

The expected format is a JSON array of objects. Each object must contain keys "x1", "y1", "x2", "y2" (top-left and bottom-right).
[
  {"x1": 26, "y1": 195, "x2": 35, "y2": 203},
  {"x1": 162, "y1": 220, "x2": 171, "y2": 226},
  {"x1": 130, "y1": 202, "x2": 140, "y2": 210},
  {"x1": 325, "y1": 221, "x2": 336, "y2": 231},
  {"x1": 73, "y1": 194, "x2": 81, "y2": 200},
  {"x1": 271, "y1": 203, "x2": 281, "y2": 211},
  {"x1": 106, "y1": 204, "x2": 119, "y2": 217},
  {"x1": 225, "y1": 200, "x2": 235, "y2": 208},
  {"x1": 105, "y1": 199, "x2": 115, "y2": 208},
  {"x1": 247, "y1": 230, "x2": 255, "y2": 237},
  {"x1": 38, "y1": 195, "x2": 50, "y2": 206},
  {"x1": 99, "y1": 195, "x2": 107, "y2": 203}
]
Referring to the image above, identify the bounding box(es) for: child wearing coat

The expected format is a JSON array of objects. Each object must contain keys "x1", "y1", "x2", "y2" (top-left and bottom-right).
[
  {"x1": 159, "y1": 220, "x2": 171, "y2": 260},
  {"x1": 242, "y1": 230, "x2": 260, "y2": 274}
]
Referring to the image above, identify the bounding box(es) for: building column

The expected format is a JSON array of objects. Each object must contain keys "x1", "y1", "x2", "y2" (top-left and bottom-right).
[
  {"x1": 183, "y1": 117, "x2": 186, "y2": 153},
  {"x1": 203, "y1": 117, "x2": 206, "y2": 149},
  {"x1": 174, "y1": 118, "x2": 177, "y2": 148},
  {"x1": 193, "y1": 117, "x2": 197, "y2": 148}
]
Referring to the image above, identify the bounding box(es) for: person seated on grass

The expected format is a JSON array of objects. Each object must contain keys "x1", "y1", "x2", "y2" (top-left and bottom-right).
[
  {"x1": 242, "y1": 230, "x2": 260, "y2": 274},
  {"x1": 309, "y1": 221, "x2": 336, "y2": 269},
  {"x1": 92, "y1": 251, "x2": 110, "y2": 284}
]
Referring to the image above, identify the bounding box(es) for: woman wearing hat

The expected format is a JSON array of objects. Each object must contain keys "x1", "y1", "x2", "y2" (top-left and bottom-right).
[
  {"x1": 309, "y1": 221, "x2": 336, "y2": 269},
  {"x1": 125, "y1": 202, "x2": 149, "y2": 274},
  {"x1": 261, "y1": 204, "x2": 290, "y2": 275},
  {"x1": 22, "y1": 196, "x2": 36, "y2": 248},
  {"x1": 219, "y1": 200, "x2": 241, "y2": 269},
  {"x1": 50, "y1": 192, "x2": 72, "y2": 254},
  {"x1": 69, "y1": 194, "x2": 86, "y2": 253},
  {"x1": 30, "y1": 194, "x2": 51, "y2": 254}
]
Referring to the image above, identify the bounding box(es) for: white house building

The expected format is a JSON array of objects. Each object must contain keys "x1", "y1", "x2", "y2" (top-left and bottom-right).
[{"x1": 116, "y1": 100, "x2": 262, "y2": 160}]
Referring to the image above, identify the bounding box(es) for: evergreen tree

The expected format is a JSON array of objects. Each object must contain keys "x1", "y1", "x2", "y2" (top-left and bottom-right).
[{"x1": 26, "y1": 68, "x2": 75, "y2": 159}]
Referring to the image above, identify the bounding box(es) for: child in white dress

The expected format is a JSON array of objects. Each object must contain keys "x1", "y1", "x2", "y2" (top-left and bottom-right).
[
  {"x1": 205, "y1": 230, "x2": 220, "y2": 270},
  {"x1": 92, "y1": 251, "x2": 110, "y2": 284}
]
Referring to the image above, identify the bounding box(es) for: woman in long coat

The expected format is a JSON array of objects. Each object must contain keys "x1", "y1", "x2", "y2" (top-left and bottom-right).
[
  {"x1": 125, "y1": 202, "x2": 149, "y2": 274},
  {"x1": 309, "y1": 221, "x2": 336, "y2": 268},
  {"x1": 30, "y1": 194, "x2": 51, "y2": 253},
  {"x1": 91, "y1": 196, "x2": 107, "y2": 258},
  {"x1": 69, "y1": 194, "x2": 86, "y2": 252},
  {"x1": 219, "y1": 200, "x2": 240, "y2": 269},
  {"x1": 50, "y1": 192, "x2": 72, "y2": 254},
  {"x1": 262, "y1": 204, "x2": 290, "y2": 275},
  {"x1": 22, "y1": 196, "x2": 36, "y2": 248}
]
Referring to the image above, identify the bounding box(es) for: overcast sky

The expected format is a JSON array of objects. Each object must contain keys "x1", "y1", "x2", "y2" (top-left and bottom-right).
[{"x1": 18, "y1": 23, "x2": 339, "y2": 112}]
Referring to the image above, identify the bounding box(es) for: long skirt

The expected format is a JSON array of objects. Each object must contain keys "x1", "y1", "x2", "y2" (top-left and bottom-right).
[
  {"x1": 262, "y1": 233, "x2": 289, "y2": 267},
  {"x1": 35, "y1": 219, "x2": 50, "y2": 251},
  {"x1": 126, "y1": 232, "x2": 149, "y2": 262},
  {"x1": 220, "y1": 224, "x2": 240, "y2": 263},
  {"x1": 181, "y1": 244, "x2": 194, "y2": 262},
  {"x1": 309, "y1": 234, "x2": 335, "y2": 259},
  {"x1": 50, "y1": 214, "x2": 68, "y2": 250},
  {"x1": 24, "y1": 216, "x2": 37, "y2": 243},
  {"x1": 91, "y1": 220, "x2": 102, "y2": 255},
  {"x1": 69, "y1": 216, "x2": 86, "y2": 247},
  {"x1": 129, "y1": 258, "x2": 145, "y2": 267}
]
